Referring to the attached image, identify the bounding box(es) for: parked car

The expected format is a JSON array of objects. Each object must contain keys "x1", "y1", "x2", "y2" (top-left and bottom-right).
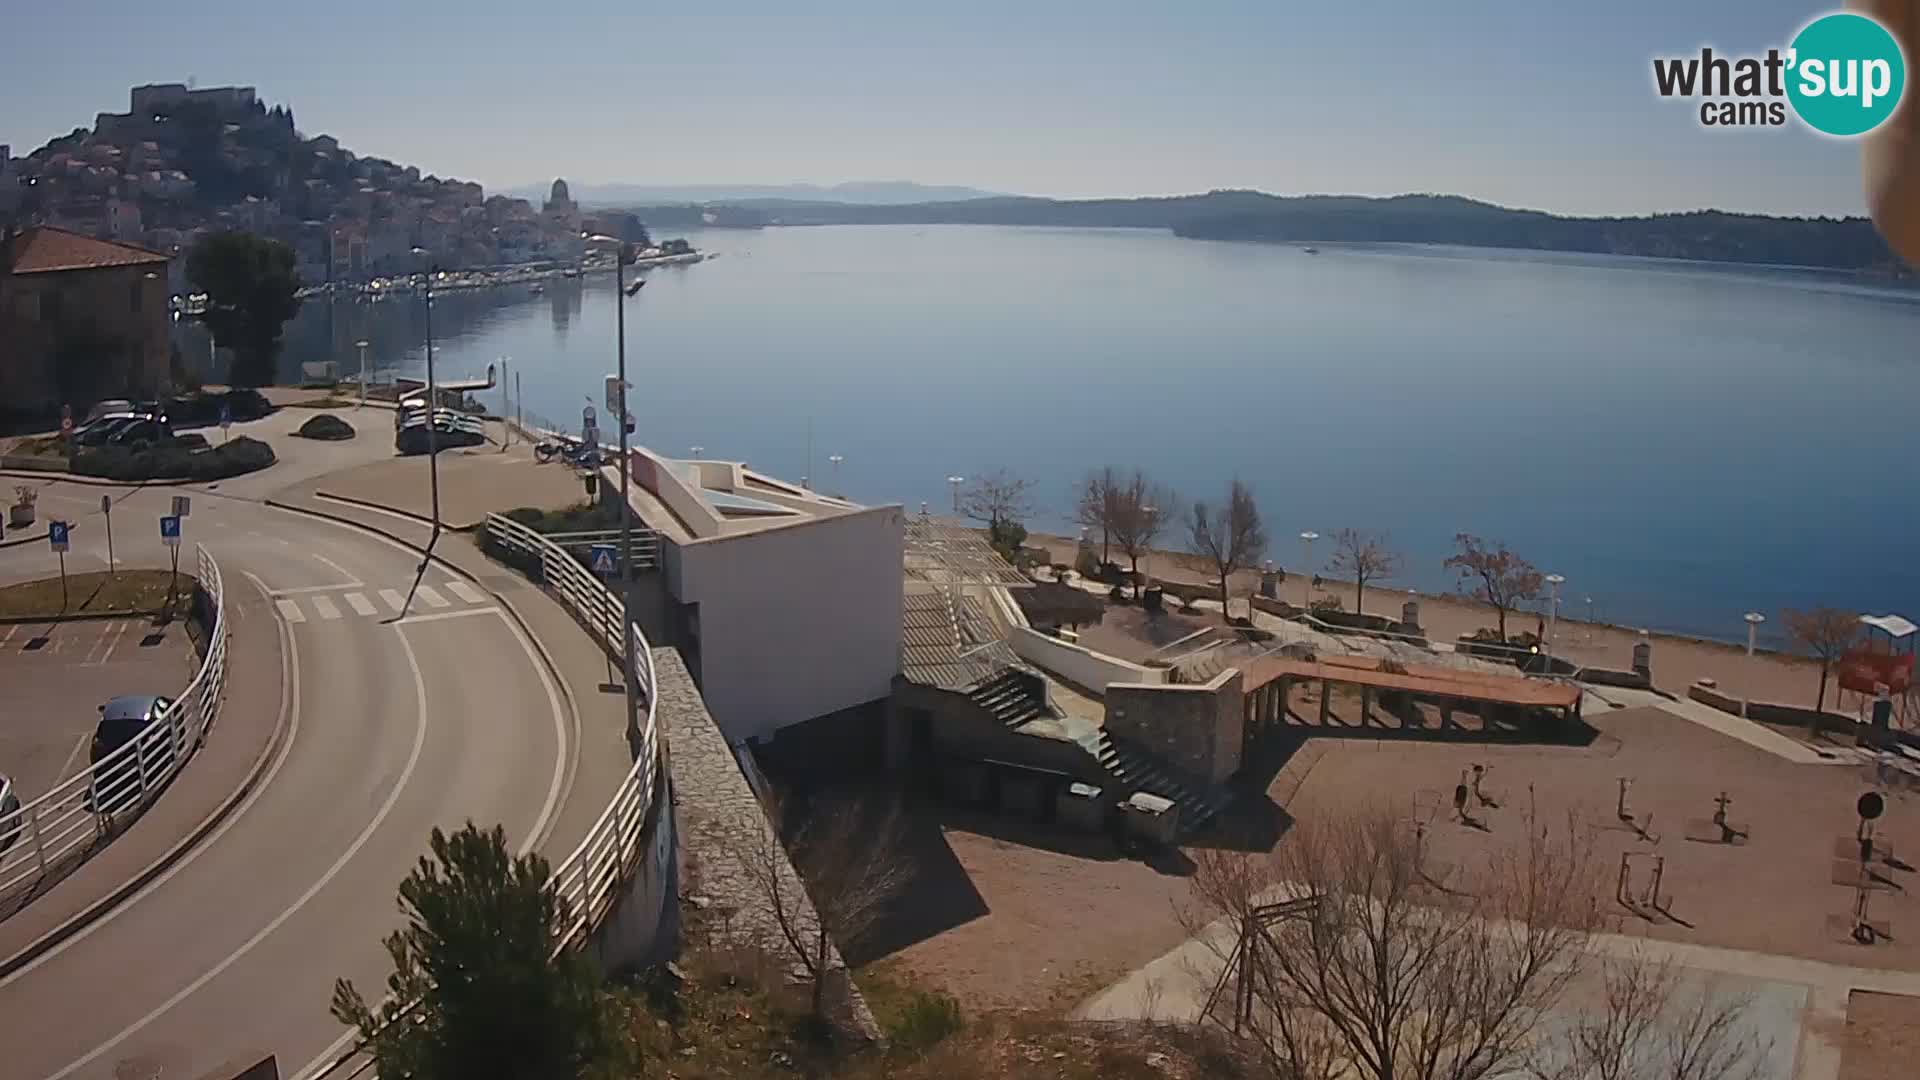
[
  {"x1": 106, "y1": 417, "x2": 174, "y2": 449},
  {"x1": 87, "y1": 695, "x2": 177, "y2": 814},
  {"x1": 0, "y1": 774, "x2": 19, "y2": 853},
  {"x1": 82, "y1": 399, "x2": 136, "y2": 425},
  {"x1": 73, "y1": 415, "x2": 139, "y2": 447}
]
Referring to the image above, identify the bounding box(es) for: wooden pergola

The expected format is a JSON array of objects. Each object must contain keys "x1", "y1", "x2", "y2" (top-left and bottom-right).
[{"x1": 1240, "y1": 654, "x2": 1583, "y2": 739}]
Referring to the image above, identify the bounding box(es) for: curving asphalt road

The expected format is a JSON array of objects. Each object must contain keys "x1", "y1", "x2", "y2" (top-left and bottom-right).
[{"x1": 0, "y1": 475, "x2": 576, "y2": 1080}]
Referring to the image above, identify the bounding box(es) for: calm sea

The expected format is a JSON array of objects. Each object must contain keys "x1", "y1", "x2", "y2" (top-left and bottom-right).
[{"x1": 217, "y1": 225, "x2": 1920, "y2": 645}]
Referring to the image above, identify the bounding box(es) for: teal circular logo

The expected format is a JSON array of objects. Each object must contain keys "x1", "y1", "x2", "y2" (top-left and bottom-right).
[{"x1": 1787, "y1": 12, "x2": 1907, "y2": 137}]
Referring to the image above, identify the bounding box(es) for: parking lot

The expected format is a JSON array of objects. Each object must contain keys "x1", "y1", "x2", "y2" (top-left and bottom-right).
[{"x1": 0, "y1": 617, "x2": 198, "y2": 804}]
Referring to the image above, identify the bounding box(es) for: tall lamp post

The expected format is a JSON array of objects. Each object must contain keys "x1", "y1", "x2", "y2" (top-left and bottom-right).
[
  {"x1": 353, "y1": 339, "x2": 370, "y2": 408},
  {"x1": 1544, "y1": 573, "x2": 1566, "y2": 674},
  {"x1": 583, "y1": 233, "x2": 648, "y2": 744},
  {"x1": 1298, "y1": 531, "x2": 1319, "y2": 609},
  {"x1": 1743, "y1": 611, "x2": 1766, "y2": 719},
  {"x1": 397, "y1": 255, "x2": 443, "y2": 617},
  {"x1": 948, "y1": 475, "x2": 965, "y2": 515},
  {"x1": 828, "y1": 454, "x2": 844, "y2": 496}
]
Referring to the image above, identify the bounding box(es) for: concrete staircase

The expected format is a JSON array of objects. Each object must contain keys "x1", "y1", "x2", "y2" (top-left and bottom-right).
[
  {"x1": 968, "y1": 668, "x2": 1051, "y2": 729},
  {"x1": 1092, "y1": 729, "x2": 1236, "y2": 835}
]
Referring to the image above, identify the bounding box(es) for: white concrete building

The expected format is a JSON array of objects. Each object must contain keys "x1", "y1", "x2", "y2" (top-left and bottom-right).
[{"x1": 607, "y1": 447, "x2": 905, "y2": 743}]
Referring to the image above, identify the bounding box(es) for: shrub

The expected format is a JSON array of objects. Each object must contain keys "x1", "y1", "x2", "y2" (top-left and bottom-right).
[
  {"x1": 173, "y1": 432, "x2": 210, "y2": 451},
  {"x1": 1310, "y1": 595, "x2": 1345, "y2": 614},
  {"x1": 885, "y1": 990, "x2": 964, "y2": 1054},
  {"x1": 296, "y1": 414, "x2": 356, "y2": 440},
  {"x1": 1074, "y1": 545, "x2": 1101, "y2": 579},
  {"x1": 72, "y1": 435, "x2": 276, "y2": 482}
]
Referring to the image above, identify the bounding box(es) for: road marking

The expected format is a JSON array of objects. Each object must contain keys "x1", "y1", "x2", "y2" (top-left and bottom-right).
[
  {"x1": 44, "y1": 585, "x2": 431, "y2": 1080},
  {"x1": 87, "y1": 619, "x2": 131, "y2": 665},
  {"x1": 344, "y1": 592, "x2": 377, "y2": 617},
  {"x1": 54, "y1": 730, "x2": 92, "y2": 784},
  {"x1": 274, "y1": 599, "x2": 307, "y2": 624},
  {"x1": 415, "y1": 584, "x2": 450, "y2": 609},
  {"x1": 379, "y1": 588, "x2": 406, "y2": 612},
  {"x1": 270, "y1": 583, "x2": 369, "y2": 596},
  {"x1": 295, "y1": 605, "x2": 570, "y2": 1080},
  {"x1": 445, "y1": 580, "x2": 486, "y2": 605},
  {"x1": 0, "y1": 570, "x2": 301, "y2": 987},
  {"x1": 1, "y1": 624, "x2": 18, "y2": 647},
  {"x1": 393, "y1": 606, "x2": 500, "y2": 626},
  {"x1": 310, "y1": 595, "x2": 342, "y2": 621},
  {"x1": 309, "y1": 552, "x2": 362, "y2": 586}
]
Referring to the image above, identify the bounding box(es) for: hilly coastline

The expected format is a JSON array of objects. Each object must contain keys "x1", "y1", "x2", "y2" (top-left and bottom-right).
[{"x1": 624, "y1": 191, "x2": 1906, "y2": 275}]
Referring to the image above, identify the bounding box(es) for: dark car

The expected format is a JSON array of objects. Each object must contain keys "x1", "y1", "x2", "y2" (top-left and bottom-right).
[
  {"x1": 87, "y1": 695, "x2": 177, "y2": 813},
  {"x1": 72, "y1": 415, "x2": 139, "y2": 447},
  {"x1": 106, "y1": 418, "x2": 174, "y2": 449},
  {"x1": 0, "y1": 775, "x2": 19, "y2": 853}
]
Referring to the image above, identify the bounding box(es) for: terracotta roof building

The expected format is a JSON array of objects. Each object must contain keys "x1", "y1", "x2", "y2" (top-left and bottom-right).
[{"x1": 1, "y1": 226, "x2": 172, "y2": 418}]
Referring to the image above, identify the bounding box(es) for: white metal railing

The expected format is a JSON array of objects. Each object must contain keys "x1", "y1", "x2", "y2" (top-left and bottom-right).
[
  {"x1": 0, "y1": 544, "x2": 229, "y2": 906},
  {"x1": 482, "y1": 512, "x2": 661, "y2": 950}
]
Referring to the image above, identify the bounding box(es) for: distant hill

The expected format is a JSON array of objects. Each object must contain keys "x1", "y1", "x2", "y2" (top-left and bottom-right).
[
  {"x1": 504, "y1": 180, "x2": 1008, "y2": 207},
  {"x1": 658, "y1": 190, "x2": 1904, "y2": 274}
]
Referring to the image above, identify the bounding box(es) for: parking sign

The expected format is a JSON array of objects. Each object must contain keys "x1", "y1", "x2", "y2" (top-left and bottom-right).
[
  {"x1": 160, "y1": 515, "x2": 182, "y2": 547},
  {"x1": 48, "y1": 520, "x2": 70, "y2": 553}
]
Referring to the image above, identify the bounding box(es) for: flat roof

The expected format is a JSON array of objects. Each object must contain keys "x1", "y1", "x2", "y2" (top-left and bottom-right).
[
  {"x1": 1243, "y1": 655, "x2": 1581, "y2": 709},
  {"x1": 599, "y1": 445, "x2": 875, "y2": 544}
]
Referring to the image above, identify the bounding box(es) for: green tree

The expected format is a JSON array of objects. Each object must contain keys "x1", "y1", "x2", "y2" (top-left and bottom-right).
[
  {"x1": 330, "y1": 823, "x2": 627, "y2": 1080},
  {"x1": 187, "y1": 230, "x2": 302, "y2": 388}
]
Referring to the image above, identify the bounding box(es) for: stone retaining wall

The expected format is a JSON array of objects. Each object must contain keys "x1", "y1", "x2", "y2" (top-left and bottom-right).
[{"x1": 653, "y1": 648, "x2": 880, "y2": 1041}]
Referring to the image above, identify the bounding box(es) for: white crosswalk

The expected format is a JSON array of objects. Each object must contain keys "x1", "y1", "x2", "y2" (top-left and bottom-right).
[{"x1": 270, "y1": 581, "x2": 494, "y2": 625}]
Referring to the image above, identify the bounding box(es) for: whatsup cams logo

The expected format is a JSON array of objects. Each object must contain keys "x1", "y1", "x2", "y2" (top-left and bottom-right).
[{"x1": 1653, "y1": 11, "x2": 1907, "y2": 136}]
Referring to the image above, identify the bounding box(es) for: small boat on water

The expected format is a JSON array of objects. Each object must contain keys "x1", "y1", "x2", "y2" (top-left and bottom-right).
[
  {"x1": 528, "y1": 283, "x2": 545, "y2": 295},
  {"x1": 1302, "y1": 246, "x2": 1321, "y2": 255}
]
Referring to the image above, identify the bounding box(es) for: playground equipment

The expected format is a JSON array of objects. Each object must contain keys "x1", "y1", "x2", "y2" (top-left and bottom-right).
[
  {"x1": 1829, "y1": 791, "x2": 1898, "y2": 945},
  {"x1": 1841, "y1": 615, "x2": 1917, "y2": 731},
  {"x1": 1200, "y1": 896, "x2": 1322, "y2": 1037},
  {"x1": 1617, "y1": 851, "x2": 1673, "y2": 920},
  {"x1": 1685, "y1": 791, "x2": 1750, "y2": 846}
]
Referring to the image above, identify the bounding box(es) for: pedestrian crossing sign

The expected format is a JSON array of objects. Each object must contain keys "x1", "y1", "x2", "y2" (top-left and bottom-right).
[{"x1": 589, "y1": 544, "x2": 618, "y2": 577}]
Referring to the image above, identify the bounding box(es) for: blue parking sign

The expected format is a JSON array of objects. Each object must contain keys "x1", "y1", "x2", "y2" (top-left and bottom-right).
[
  {"x1": 48, "y1": 520, "x2": 70, "y2": 553},
  {"x1": 159, "y1": 515, "x2": 182, "y2": 546},
  {"x1": 589, "y1": 544, "x2": 618, "y2": 577}
]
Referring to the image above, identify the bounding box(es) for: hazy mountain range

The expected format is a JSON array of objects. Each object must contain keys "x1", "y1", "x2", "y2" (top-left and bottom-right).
[
  {"x1": 628, "y1": 191, "x2": 1904, "y2": 274},
  {"x1": 503, "y1": 180, "x2": 1006, "y2": 207}
]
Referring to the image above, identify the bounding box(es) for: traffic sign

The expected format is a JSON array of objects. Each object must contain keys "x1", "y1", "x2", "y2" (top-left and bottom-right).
[
  {"x1": 172, "y1": 494, "x2": 192, "y2": 518},
  {"x1": 589, "y1": 544, "x2": 618, "y2": 577},
  {"x1": 48, "y1": 520, "x2": 70, "y2": 553},
  {"x1": 605, "y1": 374, "x2": 627, "y2": 414},
  {"x1": 219, "y1": 401, "x2": 233, "y2": 431},
  {"x1": 100, "y1": 494, "x2": 112, "y2": 514},
  {"x1": 160, "y1": 515, "x2": 182, "y2": 547}
]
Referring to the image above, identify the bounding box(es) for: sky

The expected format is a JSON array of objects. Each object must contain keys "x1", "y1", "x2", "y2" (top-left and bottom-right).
[{"x1": 1, "y1": 1, "x2": 1876, "y2": 216}]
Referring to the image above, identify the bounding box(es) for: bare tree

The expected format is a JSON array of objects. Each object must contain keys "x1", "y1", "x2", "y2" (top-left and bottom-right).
[
  {"x1": 1445, "y1": 534, "x2": 1545, "y2": 641},
  {"x1": 961, "y1": 467, "x2": 1034, "y2": 529},
  {"x1": 1189, "y1": 479, "x2": 1267, "y2": 621},
  {"x1": 1530, "y1": 950, "x2": 1770, "y2": 1080},
  {"x1": 1327, "y1": 529, "x2": 1402, "y2": 616},
  {"x1": 731, "y1": 794, "x2": 915, "y2": 1020},
  {"x1": 1781, "y1": 607, "x2": 1861, "y2": 714},
  {"x1": 1110, "y1": 469, "x2": 1177, "y2": 597},
  {"x1": 1183, "y1": 806, "x2": 1607, "y2": 1080},
  {"x1": 1074, "y1": 466, "x2": 1121, "y2": 564}
]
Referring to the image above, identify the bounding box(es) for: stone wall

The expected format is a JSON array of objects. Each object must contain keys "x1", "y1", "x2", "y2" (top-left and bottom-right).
[
  {"x1": 1104, "y1": 668, "x2": 1245, "y2": 783},
  {"x1": 653, "y1": 648, "x2": 880, "y2": 1040}
]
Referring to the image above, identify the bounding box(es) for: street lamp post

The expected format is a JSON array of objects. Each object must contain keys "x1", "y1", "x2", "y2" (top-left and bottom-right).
[
  {"x1": 948, "y1": 475, "x2": 965, "y2": 515},
  {"x1": 397, "y1": 257, "x2": 444, "y2": 619},
  {"x1": 828, "y1": 454, "x2": 844, "y2": 495},
  {"x1": 498, "y1": 355, "x2": 511, "y2": 450},
  {"x1": 1544, "y1": 573, "x2": 1566, "y2": 674},
  {"x1": 584, "y1": 233, "x2": 648, "y2": 745},
  {"x1": 1298, "y1": 531, "x2": 1319, "y2": 609},
  {"x1": 353, "y1": 339, "x2": 370, "y2": 409},
  {"x1": 690, "y1": 446, "x2": 703, "y2": 460},
  {"x1": 1743, "y1": 612, "x2": 1766, "y2": 719}
]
